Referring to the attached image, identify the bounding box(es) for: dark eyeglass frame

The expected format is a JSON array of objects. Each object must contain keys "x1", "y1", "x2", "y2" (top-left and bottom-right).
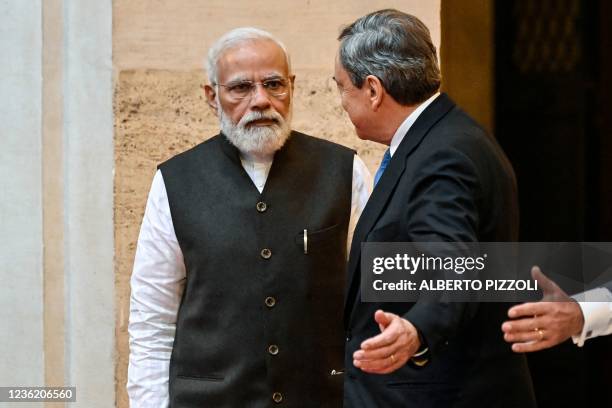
[{"x1": 214, "y1": 77, "x2": 291, "y2": 100}]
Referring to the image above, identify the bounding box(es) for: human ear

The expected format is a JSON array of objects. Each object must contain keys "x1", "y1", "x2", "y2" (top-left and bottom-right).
[
  {"x1": 364, "y1": 75, "x2": 384, "y2": 111},
  {"x1": 203, "y1": 84, "x2": 219, "y2": 116}
]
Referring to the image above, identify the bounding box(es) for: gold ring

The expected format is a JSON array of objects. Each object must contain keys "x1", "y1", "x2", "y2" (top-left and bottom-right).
[
  {"x1": 535, "y1": 328, "x2": 544, "y2": 341},
  {"x1": 390, "y1": 354, "x2": 396, "y2": 363}
]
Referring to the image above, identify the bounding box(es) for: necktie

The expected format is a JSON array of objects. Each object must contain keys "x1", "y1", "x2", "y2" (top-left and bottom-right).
[{"x1": 374, "y1": 148, "x2": 391, "y2": 186}]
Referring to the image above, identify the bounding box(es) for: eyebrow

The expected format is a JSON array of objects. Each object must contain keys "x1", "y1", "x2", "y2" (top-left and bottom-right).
[
  {"x1": 261, "y1": 74, "x2": 285, "y2": 81},
  {"x1": 224, "y1": 75, "x2": 250, "y2": 84},
  {"x1": 225, "y1": 73, "x2": 285, "y2": 84}
]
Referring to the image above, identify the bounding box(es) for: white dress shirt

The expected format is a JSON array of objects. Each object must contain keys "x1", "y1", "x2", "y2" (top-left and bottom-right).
[
  {"x1": 388, "y1": 92, "x2": 440, "y2": 158},
  {"x1": 572, "y1": 287, "x2": 612, "y2": 346},
  {"x1": 127, "y1": 152, "x2": 372, "y2": 407}
]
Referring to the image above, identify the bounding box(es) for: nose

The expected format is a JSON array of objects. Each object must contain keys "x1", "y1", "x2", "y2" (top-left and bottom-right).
[{"x1": 249, "y1": 83, "x2": 272, "y2": 110}]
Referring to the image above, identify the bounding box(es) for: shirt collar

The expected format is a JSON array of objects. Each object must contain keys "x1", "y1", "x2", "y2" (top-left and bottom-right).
[
  {"x1": 240, "y1": 150, "x2": 274, "y2": 165},
  {"x1": 389, "y1": 92, "x2": 440, "y2": 157}
]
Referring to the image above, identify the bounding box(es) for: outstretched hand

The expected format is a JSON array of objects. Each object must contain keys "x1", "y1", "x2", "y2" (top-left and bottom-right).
[
  {"x1": 501, "y1": 266, "x2": 584, "y2": 352},
  {"x1": 353, "y1": 310, "x2": 421, "y2": 374}
]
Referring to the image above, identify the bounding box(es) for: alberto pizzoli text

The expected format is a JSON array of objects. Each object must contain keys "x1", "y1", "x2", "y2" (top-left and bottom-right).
[{"x1": 372, "y1": 279, "x2": 539, "y2": 292}]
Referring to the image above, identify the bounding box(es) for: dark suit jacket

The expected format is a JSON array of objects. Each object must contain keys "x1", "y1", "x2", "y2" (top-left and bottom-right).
[{"x1": 343, "y1": 94, "x2": 537, "y2": 408}]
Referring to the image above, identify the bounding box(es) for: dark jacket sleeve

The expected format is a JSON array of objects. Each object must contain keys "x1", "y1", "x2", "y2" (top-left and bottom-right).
[{"x1": 401, "y1": 145, "x2": 482, "y2": 355}]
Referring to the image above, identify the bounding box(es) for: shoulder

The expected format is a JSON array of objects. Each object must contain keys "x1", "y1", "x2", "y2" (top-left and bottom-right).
[
  {"x1": 410, "y1": 105, "x2": 516, "y2": 196},
  {"x1": 289, "y1": 131, "x2": 355, "y2": 156},
  {"x1": 419, "y1": 106, "x2": 502, "y2": 165},
  {"x1": 284, "y1": 132, "x2": 356, "y2": 183},
  {"x1": 430, "y1": 107, "x2": 488, "y2": 144}
]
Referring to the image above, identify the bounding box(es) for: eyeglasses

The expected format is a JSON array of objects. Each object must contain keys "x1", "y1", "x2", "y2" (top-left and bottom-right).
[{"x1": 215, "y1": 78, "x2": 291, "y2": 100}]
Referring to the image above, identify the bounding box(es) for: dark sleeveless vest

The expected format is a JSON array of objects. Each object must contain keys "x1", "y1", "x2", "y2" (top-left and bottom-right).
[{"x1": 159, "y1": 131, "x2": 354, "y2": 407}]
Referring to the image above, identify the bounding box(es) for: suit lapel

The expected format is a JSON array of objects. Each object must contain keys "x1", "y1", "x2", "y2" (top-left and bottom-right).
[{"x1": 343, "y1": 93, "x2": 456, "y2": 325}]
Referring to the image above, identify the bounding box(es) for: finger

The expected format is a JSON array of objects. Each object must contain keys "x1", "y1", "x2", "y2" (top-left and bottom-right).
[
  {"x1": 502, "y1": 317, "x2": 543, "y2": 333},
  {"x1": 531, "y1": 266, "x2": 562, "y2": 299},
  {"x1": 374, "y1": 310, "x2": 394, "y2": 329},
  {"x1": 354, "y1": 342, "x2": 397, "y2": 361},
  {"x1": 361, "y1": 317, "x2": 401, "y2": 350},
  {"x1": 361, "y1": 327, "x2": 398, "y2": 350},
  {"x1": 501, "y1": 320, "x2": 512, "y2": 333},
  {"x1": 503, "y1": 329, "x2": 542, "y2": 343},
  {"x1": 511, "y1": 339, "x2": 552, "y2": 353},
  {"x1": 359, "y1": 351, "x2": 410, "y2": 374},
  {"x1": 373, "y1": 310, "x2": 390, "y2": 333},
  {"x1": 501, "y1": 316, "x2": 544, "y2": 333},
  {"x1": 507, "y1": 301, "x2": 553, "y2": 319},
  {"x1": 354, "y1": 351, "x2": 407, "y2": 372},
  {"x1": 353, "y1": 355, "x2": 393, "y2": 371}
]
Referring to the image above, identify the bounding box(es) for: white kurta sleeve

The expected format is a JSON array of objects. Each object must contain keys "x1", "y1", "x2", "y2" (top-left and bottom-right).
[
  {"x1": 348, "y1": 154, "x2": 373, "y2": 255},
  {"x1": 127, "y1": 170, "x2": 186, "y2": 407}
]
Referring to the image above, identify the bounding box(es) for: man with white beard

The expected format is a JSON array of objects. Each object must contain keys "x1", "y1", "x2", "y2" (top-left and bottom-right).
[{"x1": 127, "y1": 27, "x2": 371, "y2": 408}]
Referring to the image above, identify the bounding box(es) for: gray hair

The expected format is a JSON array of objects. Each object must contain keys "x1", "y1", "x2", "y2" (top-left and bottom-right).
[
  {"x1": 206, "y1": 27, "x2": 291, "y2": 84},
  {"x1": 338, "y1": 9, "x2": 440, "y2": 105}
]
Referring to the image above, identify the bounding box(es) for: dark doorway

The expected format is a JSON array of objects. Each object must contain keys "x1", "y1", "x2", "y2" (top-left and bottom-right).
[{"x1": 494, "y1": 0, "x2": 612, "y2": 406}]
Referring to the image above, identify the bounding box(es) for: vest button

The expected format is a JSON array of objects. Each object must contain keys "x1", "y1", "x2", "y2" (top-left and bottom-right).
[
  {"x1": 260, "y1": 248, "x2": 272, "y2": 259},
  {"x1": 256, "y1": 201, "x2": 268, "y2": 212},
  {"x1": 268, "y1": 344, "x2": 279, "y2": 355},
  {"x1": 272, "y1": 392, "x2": 283, "y2": 403},
  {"x1": 265, "y1": 296, "x2": 276, "y2": 308}
]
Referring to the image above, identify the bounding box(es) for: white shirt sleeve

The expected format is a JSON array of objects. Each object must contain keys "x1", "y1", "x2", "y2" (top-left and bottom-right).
[
  {"x1": 127, "y1": 170, "x2": 186, "y2": 408},
  {"x1": 348, "y1": 154, "x2": 373, "y2": 255},
  {"x1": 571, "y1": 287, "x2": 612, "y2": 347}
]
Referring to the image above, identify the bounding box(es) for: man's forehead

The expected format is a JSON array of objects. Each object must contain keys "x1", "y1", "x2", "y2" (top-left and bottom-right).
[{"x1": 217, "y1": 39, "x2": 288, "y2": 80}]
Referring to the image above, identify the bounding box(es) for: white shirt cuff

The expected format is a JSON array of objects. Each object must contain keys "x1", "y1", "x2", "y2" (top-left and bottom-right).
[{"x1": 571, "y1": 287, "x2": 612, "y2": 347}]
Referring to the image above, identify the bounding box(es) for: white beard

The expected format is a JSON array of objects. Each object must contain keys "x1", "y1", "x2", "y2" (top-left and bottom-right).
[{"x1": 218, "y1": 101, "x2": 292, "y2": 158}]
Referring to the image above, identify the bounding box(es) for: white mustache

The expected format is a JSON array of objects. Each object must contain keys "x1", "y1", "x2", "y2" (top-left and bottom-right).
[{"x1": 238, "y1": 110, "x2": 283, "y2": 127}]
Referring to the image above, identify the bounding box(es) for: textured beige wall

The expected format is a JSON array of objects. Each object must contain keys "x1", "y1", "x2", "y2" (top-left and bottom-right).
[
  {"x1": 114, "y1": 1, "x2": 440, "y2": 71},
  {"x1": 114, "y1": 2, "x2": 440, "y2": 406}
]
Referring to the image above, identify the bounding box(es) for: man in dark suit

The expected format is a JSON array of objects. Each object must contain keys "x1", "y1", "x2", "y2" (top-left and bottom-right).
[{"x1": 334, "y1": 9, "x2": 537, "y2": 407}]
